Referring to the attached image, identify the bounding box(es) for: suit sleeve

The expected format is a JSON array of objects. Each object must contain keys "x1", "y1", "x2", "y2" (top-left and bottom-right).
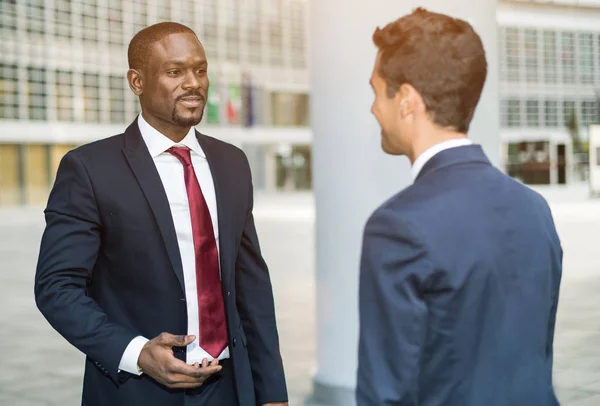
[
  {"x1": 546, "y1": 249, "x2": 561, "y2": 364},
  {"x1": 34, "y1": 151, "x2": 137, "y2": 384},
  {"x1": 541, "y1": 197, "x2": 563, "y2": 368},
  {"x1": 234, "y1": 154, "x2": 288, "y2": 405},
  {"x1": 546, "y1": 242, "x2": 563, "y2": 367},
  {"x1": 357, "y1": 207, "x2": 434, "y2": 406}
]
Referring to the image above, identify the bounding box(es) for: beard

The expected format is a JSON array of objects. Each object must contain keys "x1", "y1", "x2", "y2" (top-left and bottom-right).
[{"x1": 172, "y1": 104, "x2": 204, "y2": 127}]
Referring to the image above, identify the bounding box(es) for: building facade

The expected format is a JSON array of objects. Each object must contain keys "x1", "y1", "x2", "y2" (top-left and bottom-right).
[
  {"x1": 498, "y1": 0, "x2": 600, "y2": 185},
  {"x1": 0, "y1": 0, "x2": 311, "y2": 206}
]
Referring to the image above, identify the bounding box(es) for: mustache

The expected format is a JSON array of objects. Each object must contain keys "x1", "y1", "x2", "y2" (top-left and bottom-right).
[{"x1": 177, "y1": 92, "x2": 205, "y2": 102}]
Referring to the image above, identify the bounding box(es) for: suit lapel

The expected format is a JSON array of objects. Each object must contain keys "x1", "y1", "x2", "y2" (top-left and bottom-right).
[
  {"x1": 121, "y1": 120, "x2": 186, "y2": 293},
  {"x1": 196, "y1": 131, "x2": 234, "y2": 288}
]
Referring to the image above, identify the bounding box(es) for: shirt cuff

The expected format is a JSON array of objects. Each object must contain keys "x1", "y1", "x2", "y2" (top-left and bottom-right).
[{"x1": 118, "y1": 336, "x2": 149, "y2": 375}]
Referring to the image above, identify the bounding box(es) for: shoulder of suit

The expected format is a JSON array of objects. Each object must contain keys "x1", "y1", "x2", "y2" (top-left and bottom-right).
[
  {"x1": 60, "y1": 134, "x2": 125, "y2": 170},
  {"x1": 196, "y1": 131, "x2": 248, "y2": 160},
  {"x1": 372, "y1": 184, "x2": 438, "y2": 228},
  {"x1": 71, "y1": 132, "x2": 126, "y2": 156}
]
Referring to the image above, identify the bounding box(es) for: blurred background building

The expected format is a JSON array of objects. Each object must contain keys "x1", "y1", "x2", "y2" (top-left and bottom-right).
[
  {"x1": 499, "y1": 0, "x2": 600, "y2": 186},
  {"x1": 3, "y1": 0, "x2": 600, "y2": 206},
  {"x1": 0, "y1": 0, "x2": 311, "y2": 207}
]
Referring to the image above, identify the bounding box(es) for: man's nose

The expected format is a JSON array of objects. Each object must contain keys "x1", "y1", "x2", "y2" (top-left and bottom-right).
[{"x1": 183, "y1": 71, "x2": 201, "y2": 89}]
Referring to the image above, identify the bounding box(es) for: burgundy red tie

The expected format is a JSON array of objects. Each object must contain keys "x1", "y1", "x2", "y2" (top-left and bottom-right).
[{"x1": 167, "y1": 146, "x2": 228, "y2": 358}]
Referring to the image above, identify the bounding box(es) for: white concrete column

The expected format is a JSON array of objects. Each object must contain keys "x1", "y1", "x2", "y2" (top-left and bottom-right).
[{"x1": 309, "y1": 1, "x2": 499, "y2": 405}]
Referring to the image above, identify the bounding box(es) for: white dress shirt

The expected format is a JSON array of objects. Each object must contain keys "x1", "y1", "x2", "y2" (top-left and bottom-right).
[
  {"x1": 411, "y1": 138, "x2": 473, "y2": 182},
  {"x1": 118, "y1": 113, "x2": 229, "y2": 376}
]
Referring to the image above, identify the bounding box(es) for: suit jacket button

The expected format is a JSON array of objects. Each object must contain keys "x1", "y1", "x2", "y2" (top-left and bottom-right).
[{"x1": 233, "y1": 338, "x2": 237, "y2": 347}]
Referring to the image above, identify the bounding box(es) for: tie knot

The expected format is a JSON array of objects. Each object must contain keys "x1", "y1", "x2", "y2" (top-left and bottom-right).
[{"x1": 167, "y1": 146, "x2": 192, "y2": 166}]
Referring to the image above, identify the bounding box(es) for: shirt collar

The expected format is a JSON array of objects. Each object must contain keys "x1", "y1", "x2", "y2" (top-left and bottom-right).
[
  {"x1": 137, "y1": 113, "x2": 205, "y2": 159},
  {"x1": 411, "y1": 138, "x2": 473, "y2": 182}
]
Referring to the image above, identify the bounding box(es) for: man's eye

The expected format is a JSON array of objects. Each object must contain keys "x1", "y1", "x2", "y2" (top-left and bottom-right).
[{"x1": 167, "y1": 70, "x2": 180, "y2": 75}]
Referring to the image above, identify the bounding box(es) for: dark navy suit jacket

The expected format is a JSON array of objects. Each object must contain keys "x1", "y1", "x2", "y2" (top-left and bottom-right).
[
  {"x1": 357, "y1": 145, "x2": 562, "y2": 406},
  {"x1": 34, "y1": 119, "x2": 288, "y2": 406}
]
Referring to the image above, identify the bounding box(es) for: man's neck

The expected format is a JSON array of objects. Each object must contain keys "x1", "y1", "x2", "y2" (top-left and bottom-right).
[
  {"x1": 140, "y1": 111, "x2": 190, "y2": 143},
  {"x1": 409, "y1": 130, "x2": 468, "y2": 164}
]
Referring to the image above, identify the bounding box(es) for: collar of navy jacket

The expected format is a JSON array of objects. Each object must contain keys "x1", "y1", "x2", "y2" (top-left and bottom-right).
[
  {"x1": 414, "y1": 144, "x2": 492, "y2": 183},
  {"x1": 121, "y1": 117, "x2": 236, "y2": 295}
]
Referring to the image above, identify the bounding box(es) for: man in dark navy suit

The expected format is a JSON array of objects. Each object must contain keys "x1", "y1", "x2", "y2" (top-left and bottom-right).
[
  {"x1": 357, "y1": 8, "x2": 562, "y2": 406},
  {"x1": 35, "y1": 22, "x2": 288, "y2": 406}
]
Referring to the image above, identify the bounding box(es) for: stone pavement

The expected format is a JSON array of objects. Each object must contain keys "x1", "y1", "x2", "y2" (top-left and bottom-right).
[{"x1": 0, "y1": 186, "x2": 599, "y2": 405}]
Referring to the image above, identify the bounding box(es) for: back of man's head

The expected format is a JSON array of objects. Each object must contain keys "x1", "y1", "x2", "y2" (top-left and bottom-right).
[{"x1": 373, "y1": 8, "x2": 487, "y2": 134}]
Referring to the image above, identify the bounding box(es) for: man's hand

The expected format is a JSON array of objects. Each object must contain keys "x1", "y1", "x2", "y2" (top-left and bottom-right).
[{"x1": 138, "y1": 332, "x2": 222, "y2": 389}]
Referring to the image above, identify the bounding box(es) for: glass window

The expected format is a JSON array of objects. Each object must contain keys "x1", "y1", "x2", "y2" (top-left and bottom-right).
[
  {"x1": 266, "y1": 0, "x2": 283, "y2": 66},
  {"x1": 581, "y1": 100, "x2": 598, "y2": 126},
  {"x1": 55, "y1": 0, "x2": 72, "y2": 39},
  {"x1": 290, "y1": 1, "x2": 306, "y2": 68},
  {"x1": 25, "y1": 0, "x2": 45, "y2": 35},
  {"x1": 108, "y1": 0, "x2": 123, "y2": 46},
  {"x1": 83, "y1": 73, "x2": 100, "y2": 122},
  {"x1": 501, "y1": 99, "x2": 521, "y2": 128},
  {"x1": 246, "y1": 0, "x2": 262, "y2": 64},
  {"x1": 181, "y1": 0, "x2": 197, "y2": 32},
  {"x1": 202, "y1": 0, "x2": 218, "y2": 58},
  {"x1": 544, "y1": 100, "x2": 558, "y2": 127},
  {"x1": 505, "y1": 28, "x2": 520, "y2": 82},
  {"x1": 543, "y1": 31, "x2": 557, "y2": 83},
  {"x1": 82, "y1": 1, "x2": 98, "y2": 43},
  {"x1": 578, "y1": 33, "x2": 594, "y2": 84},
  {"x1": 561, "y1": 32, "x2": 576, "y2": 84},
  {"x1": 109, "y1": 75, "x2": 125, "y2": 123},
  {"x1": 270, "y1": 92, "x2": 310, "y2": 126},
  {"x1": 0, "y1": 1, "x2": 17, "y2": 33},
  {"x1": 224, "y1": 0, "x2": 240, "y2": 62},
  {"x1": 509, "y1": 100, "x2": 521, "y2": 127},
  {"x1": 56, "y1": 70, "x2": 73, "y2": 121},
  {"x1": 524, "y1": 29, "x2": 538, "y2": 82},
  {"x1": 27, "y1": 67, "x2": 46, "y2": 120},
  {"x1": 563, "y1": 100, "x2": 576, "y2": 128},
  {"x1": 158, "y1": 1, "x2": 170, "y2": 22},
  {"x1": 132, "y1": 2, "x2": 147, "y2": 34},
  {"x1": 0, "y1": 63, "x2": 19, "y2": 119},
  {"x1": 526, "y1": 100, "x2": 540, "y2": 127}
]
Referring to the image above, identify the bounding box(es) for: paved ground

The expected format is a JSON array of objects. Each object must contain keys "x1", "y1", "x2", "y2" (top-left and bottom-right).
[{"x1": 0, "y1": 185, "x2": 599, "y2": 405}]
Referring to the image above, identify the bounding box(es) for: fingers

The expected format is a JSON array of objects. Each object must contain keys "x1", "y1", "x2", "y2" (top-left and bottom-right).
[
  {"x1": 198, "y1": 358, "x2": 219, "y2": 369},
  {"x1": 157, "y1": 332, "x2": 196, "y2": 347},
  {"x1": 169, "y1": 358, "x2": 222, "y2": 379},
  {"x1": 161, "y1": 359, "x2": 223, "y2": 388}
]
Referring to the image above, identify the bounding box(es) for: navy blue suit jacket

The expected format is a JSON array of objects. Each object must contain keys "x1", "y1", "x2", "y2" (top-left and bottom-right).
[
  {"x1": 357, "y1": 145, "x2": 562, "y2": 406},
  {"x1": 34, "y1": 119, "x2": 288, "y2": 406}
]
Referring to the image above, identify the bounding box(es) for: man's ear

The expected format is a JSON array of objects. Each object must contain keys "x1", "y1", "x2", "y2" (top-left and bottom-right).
[
  {"x1": 396, "y1": 83, "x2": 414, "y2": 117},
  {"x1": 127, "y1": 69, "x2": 143, "y2": 96},
  {"x1": 398, "y1": 83, "x2": 426, "y2": 117}
]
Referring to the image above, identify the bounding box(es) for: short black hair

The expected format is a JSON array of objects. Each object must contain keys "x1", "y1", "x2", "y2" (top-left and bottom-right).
[{"x1": 128, "y1": 22, "x2": 199, "y2": 70}]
